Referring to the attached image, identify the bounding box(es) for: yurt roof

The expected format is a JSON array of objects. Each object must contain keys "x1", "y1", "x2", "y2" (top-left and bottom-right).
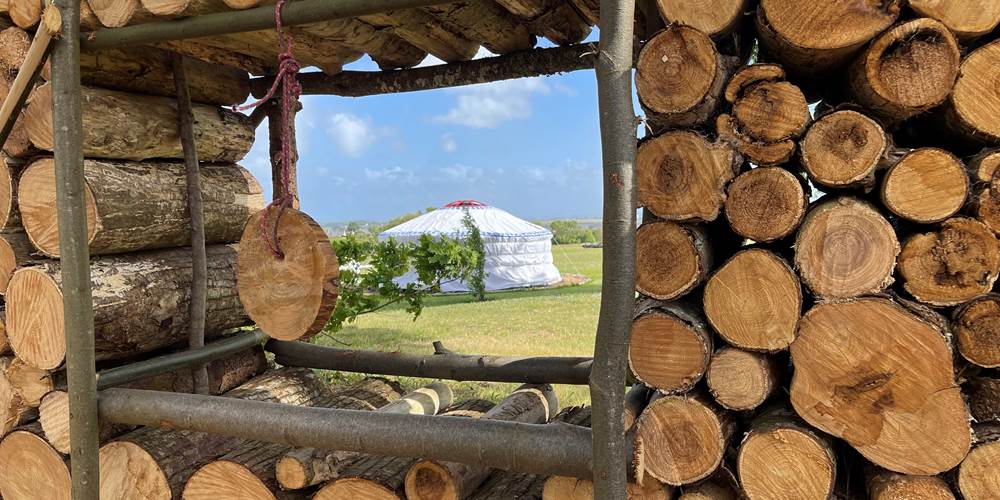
[{"x1": 379, "y1": 200, "x2": 552, "y2": 240}]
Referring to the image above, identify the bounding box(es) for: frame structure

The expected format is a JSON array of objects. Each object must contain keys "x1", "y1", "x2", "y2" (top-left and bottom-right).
[{"x1": 41, "y1": 0, "x2": 638, "y2": 497}]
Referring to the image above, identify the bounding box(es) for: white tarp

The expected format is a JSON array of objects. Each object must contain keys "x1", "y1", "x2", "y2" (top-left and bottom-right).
[{"x1": 378, "y1": 201, "x2": 562, "y2": 292}]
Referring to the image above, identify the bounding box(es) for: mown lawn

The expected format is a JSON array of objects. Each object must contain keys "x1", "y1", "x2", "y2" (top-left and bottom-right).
[{"x1": 313, "y1": 244, "x2": 603, "y2": 406}]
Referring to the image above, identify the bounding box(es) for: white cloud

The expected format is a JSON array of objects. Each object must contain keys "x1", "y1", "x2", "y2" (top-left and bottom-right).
[
  {"x1": 364, "y1": 166, "x2": 419, "y2": 185},
  {"x1": 433, "y1": 78, "x2": 551, "y2": 128},
  {"x1": 441, "y1": 133, "x2": 458, "y2": 153},
  {"x1": 439, "y1": 164, "x2": 482, "y2": 182},
  {"x1": 326, "y1": 113, "x2": 376, "y2": 157}
]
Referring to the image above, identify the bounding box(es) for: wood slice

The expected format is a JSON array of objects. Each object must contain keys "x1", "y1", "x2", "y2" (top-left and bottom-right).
[
  {"x1": 629, "y1": 301, "x2": 712, "y2": 395},
  {"x1": 706, "y1": 348, "x2": 780, "y2": 411},
  {"x1": 899, "y1": 217, "x2": 1000, "y2": 306},
  {"x1": 635, "y1": 393, "x2": 733, "y2": 486},
  {"x1": 731, "y1": 81, "x2": 809, "y2": 144},
  {"x1": 969, "y1": 150, "x2": 1000, "y2": 233},
  {"x1": 7, "y1": 245, "x2": 249, "y2": 369},
  {"x1": 0, "y1": 429, "x2": 69, "y2": 500},
  {"x1": 653, "y1": 0, "x2": 746, "y2": 39},
  {"x1": 541, "y1": 475, "x2": 672, "y2": 500},
  {"x1": 737, "y1": 407, "x2": 836, "y2": 500},
  {"x1": 967, "y1": 377, "x2": 1000, "y2": 424},
  {"x1": 790, "y1": 297, "x2": 972, "y2": 474},
  {"x1": 636, "y1": 26, "x2": 732, "y2": 129},
  {"x1": 945, "y1": 39, "x2": 1000, "y2": 144},
  {"x1": 635, "y1": 221, "x2": 710, "y2": 301},
  {"x1": 880, "y1": 148, "x2": 968, "y2": 223},
  {"x1": 958, "y1": 436, "x2": 1000, "y2": 500},
  {"x1": 716, "y1": 113, "x2": 796, "y2": 166},
  {"x1": 755, "y1": 0, "x2": 902, "y2": 73},
  {"x1": 636, "y1": 130, "x2": 741, "y2": 222},
  {"x1": 953, "y1": 294, "x2": 1000, "y2": 367},
  {"x1": 18, "y1": 157, "x2": 263, "y2": 257},
  {"x1": 724, "y1": 167, "x2": 807, "y2": 242},
  {"x1": 237, "y1": 208, "x2": 339, "y2": 341},
  {"x1": 703, "y1": 249, "x2": 800, "y2": 352},
  {"x1": 360, "y1": 11, "x2": 479, "y2": 63},
  {"x1": 799, "y1": 110, "x2": 888, "y2": 189},
  {"x1": 909, "y1": 0, "x2": 1000, "y2": 41},
  {"x1": 22, "y1": 83, "x2": 255, "y2": 162},
  {"x1": 849, "y1": 18, "x2": 960, "y2": 124},
  {"x1": 794, "y1": 197, "x2": 899, "y2": 299},
  {"x1": 866, "y1": 468, "x2": 955, "y2": 500}
]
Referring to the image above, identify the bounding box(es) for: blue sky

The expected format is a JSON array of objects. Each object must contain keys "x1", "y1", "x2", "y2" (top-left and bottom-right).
[{"x1": 243, "y1": 36, "x2": 609, "y2": 223}]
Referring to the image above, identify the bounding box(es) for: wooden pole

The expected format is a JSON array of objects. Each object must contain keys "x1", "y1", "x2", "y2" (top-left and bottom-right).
[
  {"x1": 267, "y1": 97, "x2": 298, "y2": 209},
  {"x1": 0, "y1": 8, "x2": 55, "y2": 150}
]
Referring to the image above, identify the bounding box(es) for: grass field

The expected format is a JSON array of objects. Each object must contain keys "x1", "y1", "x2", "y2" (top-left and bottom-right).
[{"x1": 314, "y1": 244, "x2": 603, "y2": 406}]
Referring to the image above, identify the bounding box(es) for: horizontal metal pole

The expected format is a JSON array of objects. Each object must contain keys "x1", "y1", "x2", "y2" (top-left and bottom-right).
[
  {"x1": 81, "y1": 0, "x2": 455, "y2": 49},
  {"x1": 99, "y1": 388, "x2": 593, "y2": 477},
  {"x1": 267, "y1": 340, "x2": 593, "y2": 385}
]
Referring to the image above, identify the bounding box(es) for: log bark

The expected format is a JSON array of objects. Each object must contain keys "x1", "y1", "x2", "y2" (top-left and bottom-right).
[
  {"x1": 945, "y1": 39, "x2": 1000, "y2": 145},
  {"x1": 636, "y1": 130, "x2": 741, "y2": 222},
  {"x1": 328, "y1": 377, "x2": 404, "y2": 409},
  {"x1": 866, "y1": 467, "x2": 955, "y2": 500},
  {"x1": 754, "y1": 0, "x2": 902, "y2": 74},
  {"x1": 468, "y1": 470, "x2": 544, "y2": 499},
  {"x1": 653, "y1": 0, "x2": 746, "y2": 39},
  {"x1": 156, "y1": 40, "x2": 272, "y2": 75},
  {"x1": 295, "y1": 19, "x2": 427, "y2": 70},
  {"x1": 724, "y1": 166, "x2": 807, "y2": 242},
  {"x1": 957, "y1": 427, "x2": 1000, "y2": 500},
  {"x1": 0, "y1": 426, "x2": 70, "y2": 500},
  {"x1": 736, "y1": 406, "x2": 836, "y2": 500},
  {"x1": 541, "y1": 475, "x2": 672, "y2": 500},
  {"x1": 880, "y1": 148, "x2": 968, "y2": 223},
  {"x1": 799, "y1": 110, "x2": 889, "y2": 189},
  {"x1": 629, "y1": 299, "x2": 712, "y2": 394},
  {"x1": 899, "y1": 217, "x2": 1000, "y2": 306},
  {"x1": 39, "y1": 346, "x2": 267, "y2": 454},
  {"x1": 359, "y1": 10, "x2": 479, "y2": 63},
  {"x1": 794, "y1": 197, "x2": 899, "y2": 299},
  {"x1": 635, "y1": 221, "x2": 710, "y2": 301},
  {"x1": 237, "y1": 208, "x2": 339, "y2": 341},
  {"x1": 421, "y1": 1, "x2": 535, "y2": 55},
  {"x1": 493, "y1": 0, "x2": 591, "y2": 46},
  {"x1": 636, "y1": 26, "x2": 734, "y2": 129},
  {"x1": 790, "y1": 297, "x2": 972, "y2": 475},
  {"x1": 22, "y1": 83, "x2": 254, "y2": 161},
  {"x1": 0, "y1": 228, "x2": 35, "y2": 293},
  {"x1": 706, "y1": 348, "x2": 780, "y2": 411},
  {"x1": 634, "y1": 393, "x2": 733, "y2": 486},
  {"x1": 6, "y1": 244, "x2": 250, "y2": 369},
  {"x1": 190, "y1": 29, "x2": 361, "y2": 76},
  {"x1": 953, "y1": 294, "x2": 1000, "y2": 368},
  {"x1": 18, "y1": 157, "x2": 263, "y2": 257},
  {"x1": 404, "y1": 385, "x2": 558, "y2": 500},
  {"x1": 313, "y1": 454, "x2": 415, "y2": 500},
  {"x1": 909, "y1": 0, "x2": 1000, "y2": 42},
  {"x1": 966, "y1": 377, "x2": 1000, "y2": 424},
  {"x1": 969, "y1": 149, "x2": 1000, "y2": 234},
  {"x1": 849, "y1": 19, "x2": 960, "y2": 124}
]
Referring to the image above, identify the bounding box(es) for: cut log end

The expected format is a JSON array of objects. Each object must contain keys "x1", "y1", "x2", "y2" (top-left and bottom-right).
[
  {"x1": 706, "y1": 348, "x2": 779, "y2": 411},
  {"x1": 958, "y1": 439, "x2": 1000, "y2": 500},
  {"x1": 635, "y1": 222, "x2": 709, "y2": 301},
  {"x1": 99, "y1": 441, "x2": 170, "y2": 500},
  {"x1": 737, "y1": 423, "x2": 835, "y2": 500},
  {"x1": 716, "y1": 113, "x2": 796, "y2": 166},
  {"x1": 7, "y1": 267, "x2": 63, "y2": 370},
  {"x1": 18, "y1": 158, "x2": 98, "y2": 258},
  {"x1": 636, "y1": 395, "x2": 731, "y2": 486},
  {"x1": 273, "y1": 455, "x2": 309, "y2": 490},
  {"x1": 38, "y1": 390, "x2": 70, "y2": 454},
  {"x1": 636, "y1": 26, "x2": 724, "y2": 127},
  {"x1": 867, "y1": 470, "x2": 955, "y2": 500},
  {"x1": 954, "y1": 295, "x2": 1000, "y2": 368},
  {"x1": 724, "y1": 167, "x2": 806, "y2": 242},
  {"x1": 404, "y1": 461, "x2": 459, "y2": 500},
  {"x1": 900, "y1": 217, "x2": 1000, "y2": 306},
  {"x1": 800, "y1": 110, "x2": 887, "y2": 188},
  {"x1": 182, "y1": 460, "x2": 275, "y2": 500},
  {"x1": 238, "y1": 208, "x2": 339, "y2": 341},
  {"x1": 949, "y1": 40, "x2": 1000, "y2": 144},
  {"x1": 654, "y1": 0, "x2": 746, "y2": 39},
  {"x1": 541, "y1": 475, "x2": 672, "y2": 499},
  {"x1": 724, "y1": 64, "x2": 786, "y2": 104},
  {"x1": 732, "y1": 81, "x2": 809, "y2": 143},
  {"x1": 314, "y1": 478, "x2": 399, "y2": 500},
  {"x1": 0, "y1": 430, "x2": 70, "y2": 500},
  {"x1": 630, "y1": 311, "x2": 711, "y2": 394},
  {"x1": 703, "y1": 249, "x2": 800, "y2": 352},
  {"x1": 909, "y1": 0, "x2": 1000, "y2": 41},
  {"x1": 881, "y1": 148, "x2": 968, "y2": 223}
]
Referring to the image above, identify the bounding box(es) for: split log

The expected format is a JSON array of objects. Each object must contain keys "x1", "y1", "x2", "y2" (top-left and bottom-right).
[
  {"x1": 0, "y1": 228, "x2": 35, "y2": 293},
  {"x1": 957, "y1": 425, "x2": 1000, "y2": 500},
  {"x1": 635, "y1": 393, "x2": 733, "y2": 486},
  {"x1": 404, "y1": 385, "x2": 558, "y2": 500},
  {"x1": 18, "y1": 157, "x2": 263, "y2": 257},
  {"x1": 237, "y1": 208, "x2": 339, "y2": 341},
  {"x1": 7, "y1": 244, "x2": 250, "y2": 369},
  {"x1": 653, "y1": 0, "x2": 746, "y2": 39},
  {"x1": 541, "y1": 475, "x2": 672, "y2": 500},
  {"x1": 880, "y1": 148, "x2": 968, "y2": 223},
  {"x1": 799, "y1": 110, "x2": 889, "y2": 190},
  {"x1": 969, "y1": 149, "x2": 1000, "y2": 234},
  {"x1": 899, "y1": 217, "x2": 1000, "y2": 306},
  {"x1": 724, "y1": 167, "x2": 807, "y2": 242},
  {"x1": 97, "y1": 368, "x2": 335, "y2": 500},
  {"x1": 421, "y1": 1, "x2": 535, "y2": 55},
  {"x1": 274, "y1": 383, "x2": 455, "y2": 490},
  {"x1": 493, "y1": 0, "x2": 591, "y2": 46},
  {"x1": 360, "y1": 11, "x2": 479, "y2": 63},
  {"x1": 866, "y1": 468, "x2": 955, "y2": 500},
  {"x1": 944, "y1": 39, "x2": 1000, "y2": 145},
  {"x1": 295, "y1": 19, "x2": 427, "y2": 70},
  {"x1": 967, "y1": 378, "x2": 1000, "y2": 423},
  {"x1": 706, "y1": 348, "x2": 780, "y2": 411},
  {"x1": 4, "y1": 357, "x2": 49, "y2": 407},
  {"x1": 953, "y1": 294, "x2": 1000, "y2": 368},
  {"x1": 790, "y1": 297, "x2": 972, "y2": 474},
  {"x1": 794, "y1": 197, "x2": 899, "y2": 299},
  {"x1": 754, "y1": 0, "x2": 902, "y2": 73},
  {"x1": 636, "y1": 130, "x2": 741, "y2": 222},
  {"x1": 703, "y1": 249, "x2": 801, "y2": 352},
  {"x1": 39, "y1": 346, "x2": 267, "y2": 454},
  {"x1": 849, "y1": 18, "x2": 960, "y2": 124},
  {"x1": 909, "y1": 0, "x2": 1000, "y2": 41},
  {"x1": 736, "y1": 406, "x2": 836, "y2": 500},
  {"x1": 636, "y1": 25, "x2": 735, "y2": 129},
  {"x1": 0, "y1": 426, "x2": 69, "y2": 500},
  {"x1": 22, "y1": 83, "x2": 254, "y2": 161},
  {"x1": 635, "y1": 221, "x2": 710, "y2": 301}
]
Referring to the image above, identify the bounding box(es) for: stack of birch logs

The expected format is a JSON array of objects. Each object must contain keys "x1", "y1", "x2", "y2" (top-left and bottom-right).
[{"x1": 628, "y1": 0, "x2": 1000, "y2": 499}]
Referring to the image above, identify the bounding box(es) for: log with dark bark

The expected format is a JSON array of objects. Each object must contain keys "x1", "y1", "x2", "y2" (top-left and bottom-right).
[
  {"x1": 899, "y1": 217, "x2": 1000, "y2": 306},
  {"x1": 0, "y1": 425, "x2": 69, "y2": 500},
  {"x1": 6, "y1": 244, "x2": 249, "y2": 369},
  {"x1": 880, "y1": 148, "x2": 968, "y2": 223},
  {"x1": 909, "y1": 0, "x2": 1000, "y2": 41},
  {"x1": 493, "y1": 0, "x2": 591, "y2": 46},
  {"x1": 630, "y1": 299, "x2": 712, "y2": 395},
  {"x1": 967, "y1": 377, "x2": 1000, "y2": 424},
  {"x1": 676, "y1": 468, "x2": 741, "y2": 500},
  {"x1": 313, "y1": 454, "x2": 415, "y2": 500},
  {"x1": 849, "y1": 18, "x2": 960, "y2": 124},
  {"x1": 653, "y1": 0, "x2": 747, "y2": 39},
  {"x1": 703, "y1": 249, "x2": 801, "y2": 352},
  {"x1": 237, "y1": 208, "x2": 339, "y2": 341},
  {"x1": 18, "y1": 157, "x2": 262, "y2": 257},
  {"x1": 969, "y1": 149, "x2": 1000, "y2": 234},
  {"x1": 359, "y1": 10, "x2": 479, "y2": 63},
  {"x1": 706, "y1": 348, "x2": 780, "y2": 411},
  {"x1": 0, "y1": 228, "x2": 35, "y2": 293},
  {"x1": 294, "y1": 19, "x2": 427, "y2": 70},
  {"x1": 622, "y1": 384, "x2": 648, "y2": 431},
  {"x1": 953, "y1": 294, "x2": 1000, "y2": 368},
  {"x1": 945, "y1": 39, "x2": 1000, "y2": 145},
  {"x1": 635, "y1": 221, "x2": 710, "y2": 301},
  {"x1": 21, "y1": 83, "x2": 255, "y2": 161},
  {"x1": 724, "y1": 166, "x2": 807, "y2": 242},
  {"x1": 866, "y1": 467, "x2": 955, "y2": 500},
  {"x1": 635, "y1": 393, "x2": 733, "y2": 486},
  {"x1": 958, "y1": 425, "x2": 1000, "y2": 500},
  {"x1": 421, "y1": 1, "x2": 535, "y2": 55},
  {"x1": 794, "y1": 197, "x2": 899, "y2": 299},
  {"x1": 799, "y1": 110, "x2": 888, "y2": 190},
  {"x1": 791, "y1": 297, "x2": 972, "y2": 474},
  {"x1": 636, "y1": 130, "x2": 741, "y2": 222}
]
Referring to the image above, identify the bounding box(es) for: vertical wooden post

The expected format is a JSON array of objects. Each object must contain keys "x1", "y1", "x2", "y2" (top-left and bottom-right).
[
  {"x1": 50, "y1": 0, "x2": 101, "y2": 498},
  {"x1": 267, "y1": 97, "x2": 300, "y2": 208},
  {"x1": 591, "y1": 0, "x2": 637, "y2": 497}
]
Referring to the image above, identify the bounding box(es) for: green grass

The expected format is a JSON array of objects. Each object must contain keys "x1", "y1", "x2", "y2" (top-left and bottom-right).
[{"x1": 314, "y1": 244, "x2": 603, "y2": 407}]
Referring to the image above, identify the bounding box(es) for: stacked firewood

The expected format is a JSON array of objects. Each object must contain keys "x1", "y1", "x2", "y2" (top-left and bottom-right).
[{"x1": 628, "y1": 1, "x2": 1000, "y2": 499}]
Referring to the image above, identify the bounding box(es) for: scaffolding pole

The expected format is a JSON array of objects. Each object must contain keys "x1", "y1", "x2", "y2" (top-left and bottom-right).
[{"x1": 590, "y1": 0, "x2": 637, "y2": 496}]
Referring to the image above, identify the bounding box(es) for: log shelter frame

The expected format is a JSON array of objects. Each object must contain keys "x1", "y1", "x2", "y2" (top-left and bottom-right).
[{"x1": 30, "y1": 0, "x2": 639, "y2": 497}]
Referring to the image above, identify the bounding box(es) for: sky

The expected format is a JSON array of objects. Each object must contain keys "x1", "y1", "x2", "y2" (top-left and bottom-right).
[{"x1": 242, "y1": 35, "x2": 610, "y2": 223}]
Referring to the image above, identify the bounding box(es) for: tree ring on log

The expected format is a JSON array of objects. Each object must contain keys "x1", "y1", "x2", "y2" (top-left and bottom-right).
[
  {"x1": 0, "y1": 430, "x2": 70, "y2": 500},
  {"x1": 948, "y1": 40, "x2": 1000, "y2": 143},
  {"x1": 958, "y1": 439, "x2": 1000, "y2": 499},
  {"x1": 6, "y1": 268, "x2": 64, "y2": 370},
  {"x1": 800, "y1": 110, "x2": 887, "y2": 188},
  {"x1": 635, "y1": 395, "x2": 731, "y2": 486},
  {"x1": 899, "y1": 217, "x2": 1000, "y2": 306},
  {"x1": 955, "y1": 295, "x2": 1000, "y2": 368},
  {"x1": 635, "y1": 221, "x2": 709, "y2": 300},
  {"x1": 99, "y1": 441, "x2": 171, "y2": 500},
  {"x1": 182, "y1": 460, "x2": 275, "y2": 500},
  {"x1": 314, "y1": 478, "x2": 399, "y2": 500},
  {"x1": 404, "y1": 461, "x2": 458, "y2": 500},
  {"x1": 738, "y1": 425, "x2": 835, "y2": 500},
  {"x1": 636, "y1": 26, "x2": 719, "y2": 117},
  {"x1": 724, "y1": 167, "x2": 806, "y2": 242},
  {"x1": 881, "y1": 148, "x2": 968, "y2": 224},
  {"x1": 18, "y1": 158, "x2": 99, "y2": 258},
  {"x1": 629, "y1": 311, "x2": 711, "y2": 394}
]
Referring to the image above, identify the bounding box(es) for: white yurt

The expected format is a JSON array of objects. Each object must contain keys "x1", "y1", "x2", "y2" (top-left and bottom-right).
[{"x1": 378, "y1": 200, "x2": 562, "y2": 292}]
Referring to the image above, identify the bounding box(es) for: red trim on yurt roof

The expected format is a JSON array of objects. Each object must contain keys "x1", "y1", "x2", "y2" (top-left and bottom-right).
[{"x1": 443, "y1": 200, "x2": 487, "y2": 208}]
